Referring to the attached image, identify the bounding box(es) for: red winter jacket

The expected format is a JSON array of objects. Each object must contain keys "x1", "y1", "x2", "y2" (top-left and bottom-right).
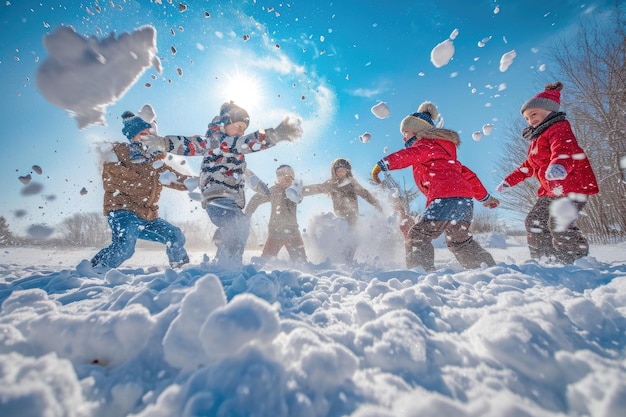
[
  {"x1": 504, "y1": 116, "x2": 599, "y2": 197},
  {"x1": 379, "y1": 128, "x2": 489, "y2": 207}
]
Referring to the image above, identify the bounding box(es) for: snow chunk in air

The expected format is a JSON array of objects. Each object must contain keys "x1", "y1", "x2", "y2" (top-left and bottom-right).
[
  {"x1": 36, "y1": 25, "x2": 162, "y2": 129},
  {"x1": 499, "y1": 50, "x2": 517, "y2": 72}
]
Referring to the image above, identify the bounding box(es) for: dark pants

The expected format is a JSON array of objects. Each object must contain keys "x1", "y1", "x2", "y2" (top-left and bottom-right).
[
  {"x1": 525, "y1": 196, "x2": 589, "y2": 263},
  {"x1": 206, "y1": 198, "x2": 250, "y2": 266},
  {"x1": 406, "y1": 220, "x2": 495, "y2": 271}
]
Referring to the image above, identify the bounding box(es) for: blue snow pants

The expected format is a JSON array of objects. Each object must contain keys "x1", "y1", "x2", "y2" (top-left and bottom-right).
[
  {"x1": 91, "y1": 210, "x2": 188, "y2": 268},
  {"x1": 205, "y1": 198, "x2": 250, "y2": 266}
]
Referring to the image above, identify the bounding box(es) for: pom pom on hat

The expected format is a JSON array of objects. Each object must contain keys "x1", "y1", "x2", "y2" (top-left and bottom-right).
[
  {"x1": 520, "y1": 81, "x2": 563, "y2": 114},
  {"x1": 219, "y1": 101, "x2": 250, "y2": 128},
  {"x1": 400, "y1": 101, "x2": 438, "y2": 134},
  {"x1": 121, "y1": 111, "x2": 152, "y2": 141}
]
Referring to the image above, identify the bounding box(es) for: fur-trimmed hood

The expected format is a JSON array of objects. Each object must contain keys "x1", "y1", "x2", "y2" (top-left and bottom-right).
[{"x1": 405, "y1": 127, "x2": 460, "y2": 148}]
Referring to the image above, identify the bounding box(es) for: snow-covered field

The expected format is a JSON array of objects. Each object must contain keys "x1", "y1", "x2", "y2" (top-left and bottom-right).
[{"x1": 1, "y1": 235, "x2": 625, "y2": 417}]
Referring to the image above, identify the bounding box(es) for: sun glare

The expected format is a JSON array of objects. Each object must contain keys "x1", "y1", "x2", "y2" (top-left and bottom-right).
[{"x1": 220, "y1": 70, "x2": 265, "y2": 113}]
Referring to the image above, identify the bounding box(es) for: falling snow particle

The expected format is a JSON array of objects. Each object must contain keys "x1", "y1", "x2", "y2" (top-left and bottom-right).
[
  {"x1": 19, "y1": 175, "x2": 32, "y2": 185},
  {"x1": 275, "y1": 44, "x2": 280, "y2": 49},
  {"x1": 178, "y1": 3, "x2": 187, "y2": 12},
  {"x1": 472, "y1": 131, "x2": 482, "y2": 141},
  {"x1": 171, "y1": 46, "x2": 177, "y2": 55},
  {"x1": 32, "y1": 165, "x2": 43, "y2": 174},
  {"x1": 145, "y1": 83, "x2": 152, "y2": 88},
  {"x1": 499, "y1": 50, "x2": 516, "y2": 72},
  {"x1": 177, "y1": 67, "x2": 183, "y2": 76},
  {"x1": 243, "y1": 34, "x2": 250, "y2": 41},
  {"x1": 301, "y1": 95, "x2": 305, "y2": 100},
  {"x1": 482, "y1": 124, "x2": 494, "y2": 135},
  {"x1": 539, "y1": 64, "x2": 547, "y2": 72},
  {"x1": 359, "y1": 132, "x2": 371, "y2": 143},
  {"x1": 80, "y1": 187, "x2": 88, "y2": 195},
  {"x1": 371, "y1": 102, "x2": 390, "y2": 119},
  {"x1": 494, "y1": 6, "x2": 500, "y2": 14},
  {"x1": 204, "y1": 11, "x2": 211, "y2": 18}
]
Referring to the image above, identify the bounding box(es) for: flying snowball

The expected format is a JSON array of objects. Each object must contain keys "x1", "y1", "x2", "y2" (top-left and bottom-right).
[
  {"x1": 36, "y1": 25, "x2": 162, "y2": 129},
  {"x1": 80, "y1": 187, "x2": 88, "y2": 195},
  {"x1": 371, "y1": 102, "x2": 390, "y2": 119},
  {"x1": 383, "y1": 146, "x2": 388, "y2": 153},
  {"x1": 359, "y1": 132, "x2": 371, "y2": 143},
  {"x1": 32, "y1": 165, "x2": 43, "y2": 174},
  {"x1": 472, "y1": 131, "x2": 482, "y2": 141},
  {"x1": 499, "y1": 50, "x2": 516, "y2": 72},
  {"x1": 482, "y1": 124, "x2": 494, "y2": 135},
  {"x1": 431, "y1": 38, "x2": 455, "y2": 68},
  {"x1": 27, "y1": 224, "x2": 54, "y2": 240}
]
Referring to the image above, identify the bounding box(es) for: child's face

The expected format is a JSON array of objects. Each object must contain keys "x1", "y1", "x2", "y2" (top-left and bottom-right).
[
  {"x1": 402, "y1": 129, "x2": 416, "y2": 141},
  {"x1": 277, "y1": 173, "x2": 294, "y2": 188},
  {"x1": 522, "y1": 107, "x2": 552, "y2": 128},
  {"x1": 132, "y1": 128, "x2": 151, "y2": 142},
  {"x1": 335, "y1": 167, "x2": 348, "y2": 178},
  {"x1": 224, "y1": 122, "x2": 247, "y2": 136}
]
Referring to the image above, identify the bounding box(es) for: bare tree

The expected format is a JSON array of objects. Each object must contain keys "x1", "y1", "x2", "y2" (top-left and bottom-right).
[{"x1": 57, "y1": 213, "x2": 110, "y2": 247}]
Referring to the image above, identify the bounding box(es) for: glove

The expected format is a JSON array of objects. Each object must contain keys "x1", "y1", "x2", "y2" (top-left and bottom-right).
[
  {"x1": 482, "y1": 195, "x2": 500, "y2": 209},
  {"x1": 285, "y1": 179, "x2": 303, "y2": 203},
  {"x1": 545, "y1": 164, "x2": 567, "y2": 181},
  {"x1": 495, "y1": 180, "x2": 510, "y2": 194},
  {"x1": 142, "y1": 134, "x2": 169, "y2": 154},
  {"x1": 371, "y1": 164, "x2": 382, "y2": 184},
  {"x1": 265, "y1": 116, "x2": 303, "y2": 144}
]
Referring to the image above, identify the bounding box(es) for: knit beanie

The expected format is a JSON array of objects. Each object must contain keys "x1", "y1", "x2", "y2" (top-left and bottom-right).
[
  {"x1": 332, "y1": 158, "x2": 352, "y2": 172},
  {"x1": 276, "y1": 164, "x2": 295, "y2": 178},
  {"x1": 219, "y1": 101, "x2": 250, "y2": 128},
  {"x1": 400, "y1": 101, "x2": 438, "y2": 134},
  {"x1": 121, "y1": 111, "x2": 152, "y2": 140},
  {"x1": 520, "y1": 82, "x2": 563, "y2": 114}
]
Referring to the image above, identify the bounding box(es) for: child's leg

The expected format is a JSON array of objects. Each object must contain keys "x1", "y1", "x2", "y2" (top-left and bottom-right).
[
  {"x1": 139, "y1": 218, "x2": 189, "y2": 267},
  {"x1": 91, "y1": 210, "x2": 141, "y2": 268},
  {"x1": 405, "y1": 220, "x2": 445, "y2": 271},
  {"x1": 206, "y1": 198, "x2": 250, "y2": 265},
  {"x1": 525, "y1": 197, "x2": 558, "y2": 259},
  {"x1": 284, "y1": 232, "x2": 307, "y2": 263},
  {"x1": 549, "y1": 199, "x2": 590, "y2": 263},
  {"x1": 445, "y1": 221, "x2": 495, "y2": 268},
  {"x1": 261, "y1": 236, "x2": 285, "y2": 258}
]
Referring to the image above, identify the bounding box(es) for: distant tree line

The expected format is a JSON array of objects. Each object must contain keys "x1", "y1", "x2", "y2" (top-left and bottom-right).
[{"x1": 495, "y1": 6, "x2": 626, "y2": 243}]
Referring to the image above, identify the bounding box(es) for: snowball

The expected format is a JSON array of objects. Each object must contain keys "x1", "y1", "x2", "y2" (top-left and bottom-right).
[
  {"x1": 431, "y1": 39, "x2": 455, "y2": 68},
  {"x1": 499, "y1": 50, "x2": 517, "y2": 72},
  {"x1": 482, "y1": 124, "x2": 494, "y2": 135},
  {"x1": 371, "y1": 102, "x2": 390, "y2": 119},
  {"x1": 359, "y1": 132, "x2": 371, "y2": 143},
  {"x1": 472, "y1": 131, "x2": 482, "y2": 141}
]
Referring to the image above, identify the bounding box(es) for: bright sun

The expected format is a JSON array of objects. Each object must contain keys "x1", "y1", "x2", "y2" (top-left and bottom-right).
[{"x1": 220, "y1": 70, "x2": 265, "y2": 113}]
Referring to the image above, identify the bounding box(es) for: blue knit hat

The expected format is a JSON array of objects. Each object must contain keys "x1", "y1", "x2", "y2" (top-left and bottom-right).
[
  {"x1": 121, "y1": 111, "x2": 152, "y2": 140},
  {"x1": 400, "y1": 101, "x2": 438, "y2": 134}
]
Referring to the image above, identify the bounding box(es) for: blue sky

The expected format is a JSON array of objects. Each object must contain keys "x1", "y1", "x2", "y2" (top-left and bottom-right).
[{"x1": 0, "y1": 0, "x2": 618, "y2": 236}]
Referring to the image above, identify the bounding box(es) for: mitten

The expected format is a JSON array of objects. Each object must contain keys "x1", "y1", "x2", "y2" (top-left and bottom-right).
[
  {"x1": 481, "y1": 195, "x2": 500, "y2": 209},
  {"x1": 371, "y1": 164, "x2": 382, "y2": 184},
  {"x1": 142, "y1": 134, "x2": 169, "y2": 154},
  {"x1": 495, "y1": 180, "x2": 510, "y2": 193},
  {"x1": 545, "y1": 164, "x2": 567, "y2": 180},
  {"x1": 265, "y1": 116, "x2": 303, "y2": 144},
  {"x1": 286, "y1": 179, "x2": 304, "y2": 203}
]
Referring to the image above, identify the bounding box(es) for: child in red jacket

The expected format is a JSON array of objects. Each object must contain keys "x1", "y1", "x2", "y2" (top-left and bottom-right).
[
  {"x1": 371, "y1": 101, "x2": 499, "y2": 272},
  {"x1": 496, "y1": 82, "x2": 598, "y2": 263}
]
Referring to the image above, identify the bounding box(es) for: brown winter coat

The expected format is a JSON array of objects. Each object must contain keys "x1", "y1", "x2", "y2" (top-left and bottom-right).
[
  {"x1": 101, "y1": 143, "x2": 192, "y2": 221},
  {"x1": 303, "y1": 158, "x2": 381, "y2": 226}
]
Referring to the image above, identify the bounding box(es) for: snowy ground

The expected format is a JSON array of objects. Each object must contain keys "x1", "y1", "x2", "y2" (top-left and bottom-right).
[{"x1": 1, "y1": 235, "x2": 625, "y2": 417}]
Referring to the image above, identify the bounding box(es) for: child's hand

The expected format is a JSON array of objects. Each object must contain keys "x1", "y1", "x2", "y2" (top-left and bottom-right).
[
  {"x1": 495, "y1": 181, "x2": 510, "y2": 193},
  {"x1": 266, "y1": 116, "x2": 303, "y2": 143},
  {"x1": 142, "y1": 134, "x2": 169, "y2": 154},
  {"x1": 482, "y1": 195, "x2": 500, "y2": 209},
  {"x1": 545, "y1": 164, "x2": 567, "y2": 180}
]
